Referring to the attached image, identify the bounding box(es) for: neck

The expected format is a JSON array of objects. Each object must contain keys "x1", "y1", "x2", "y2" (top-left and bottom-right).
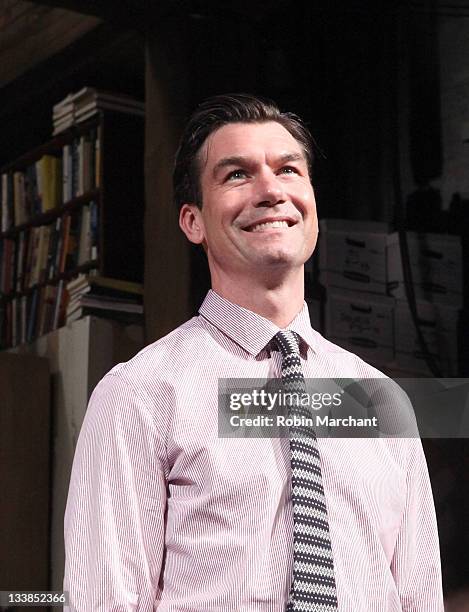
[{"x1": 211, "y1": 267, "x2": 305, "y2": 328}]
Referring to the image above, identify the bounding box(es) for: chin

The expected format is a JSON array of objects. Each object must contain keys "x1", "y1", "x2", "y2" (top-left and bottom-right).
[
  {"x1": 269, "y1": 245, "x2": 304, "y2": 260},
  {"x1": 255, "y1": 252, "x2": 298, "y2": 268}
]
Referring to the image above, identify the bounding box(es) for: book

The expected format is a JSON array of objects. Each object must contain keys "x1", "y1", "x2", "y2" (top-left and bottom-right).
[
  {"x1": 52, "y1": 217, "x2": 63, "y2": 278},
  {"x1": 83, "y1": 133, "x2": 93, "y2": 194},
  {"x1": 23, "y1": 228, "x2": 35, "y2": 289},
  {"x1": 38, "y1": 225, "x2": 51, "y2": 284},
  {"x1": 11, "y1": 297, "x2": 17, "y2": 347},
  {"x1": 13, "y1": 171, "x2": 26, "y2": 226},
  {"x1": 77, "y1": 136, "x2": 84, "y2": 197},
  {"x1": 15, "y1": 230, "x2": 26, "y2": 292},
  {"x1": 53, "y1": 103, "x2": 74, "y2": 121},
  {"x1": 1, "y1": 173, "x2": 11, "y2": 232},
  {"x1": 20, "y1": 295, "x2": 27, "y2": 345},
  {"x1": 78, "y1": 204, "x2": 91, "y2": 265},
  {"x1": 26, "y1": 288, "x2": 39, "y2": 342},
  {"x1": 62, "y1": 144, "x2": 71, "y2": 203},
  {"x1": 31, "y1": 226, "x2": 45, "y2": 286},
  {"x1": 67, "y1": 295, "x2": 143, "y2": 314},
  {"x1": 1, "y1": 239, "x2": 14, "y2": 294},
  {"x1": 58, "y1": 214, "x2": 71, "y2": 274},
  {"x1": 39, "y1": 285, "x2": 56, "y2": 336},
  {"x1": 50, "y1": 156, "x2": 62, "y2": 209},
  {"x1": 36, "y1": 155, "x2": 62, "y2": 211},
  {"x1": 95, "y1": 127, "x2": 101, "y2": 188},
  {"x1": 66, "y1": 306, "x2": 143, "y2": 326},
  {"x1": 24, "y1": 165, "x2": 37, "y2": 220},
  {"x1": 52, "y1": 117, "x2": 75, "y2": 136},
  {"x1": 0, "y1": 241, "x2": 4, "y2": 293},
  {"x1": 75, "y1": 100, "x2": 145, "y2": 123},
  {"x1": 67, "y1": 273, "x2": 143, "y2": 296},
  {"x1": 65, "y1": 209, "x2": 81, "y2": 271},
  {"x1": 0, "y1": 240, "x2": 4, "y2": 293},
  {"x1": 47, "y1": 218, "x2": 61, "y2": 280},
  {"x1": 52, "y1": 279, "x2": 64, "y2": 330},
  {"x1": 52, "y1": 93, "x2": 74, "y2": 116},
  {"x1": 52, "y1": 87, "x2": 144, "y2": 134},
  {"x1": 71, "y1": 139, "x2": 80, "y2": 199},
  {"x1": 90, "y1": 200, "x2": 98, "y2": 260},
  {"x1": 65, "y1": 272, "x2": 143, "y2": 325}
]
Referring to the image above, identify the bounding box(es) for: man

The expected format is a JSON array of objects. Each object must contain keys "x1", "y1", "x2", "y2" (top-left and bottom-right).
[{"x1": 64, "y1": 94, "x2": 443, "y2": 610}]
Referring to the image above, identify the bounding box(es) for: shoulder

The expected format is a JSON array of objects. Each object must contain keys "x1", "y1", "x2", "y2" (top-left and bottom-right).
[
  {"x1": 80, "y1": 316, "x2": 213, "y2": 444},
  {"x1": 92, "y1": 314, "x2": 217, "y2": 405}
]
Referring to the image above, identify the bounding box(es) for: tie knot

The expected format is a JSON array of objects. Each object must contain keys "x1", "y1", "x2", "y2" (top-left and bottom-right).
[{"x1": 273, "y1": 330, "x2": 301, "y2": 357}]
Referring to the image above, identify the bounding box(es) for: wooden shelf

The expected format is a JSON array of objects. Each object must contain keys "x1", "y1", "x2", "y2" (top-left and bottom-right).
[
  {"x1": 0, "y1": 115, "x2": 101, "y2": 173},
  {"x1": 0, "y1": 261, "x2": 98, "y2": 303},
  {"x1": 0, "y1": 190, "x2": 99, "y2": 239}
]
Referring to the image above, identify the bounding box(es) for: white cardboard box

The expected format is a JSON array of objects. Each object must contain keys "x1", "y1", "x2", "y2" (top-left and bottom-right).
[
  {"x1": 325, "y1": 288, "x2": 395, "y2": 366},
  {"x1": 393, "y1": 299, "x2": 459, "y2": 376},
  {"x1": 319, "y1": 219, "x2": 390, "y2": 295},
  {"x1": 387, "y1": 232, "x2": 463, "y2": 306}
]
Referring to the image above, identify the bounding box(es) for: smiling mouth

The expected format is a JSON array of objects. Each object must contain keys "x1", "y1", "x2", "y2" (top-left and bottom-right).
[{"x1": 243, "y1": 219, "x2": 296, "y2": 232}]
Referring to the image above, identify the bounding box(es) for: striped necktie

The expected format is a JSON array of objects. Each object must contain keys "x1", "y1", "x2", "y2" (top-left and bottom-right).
[{"x1": 273, "y1": 330, "x2": 338, "y2": 612}]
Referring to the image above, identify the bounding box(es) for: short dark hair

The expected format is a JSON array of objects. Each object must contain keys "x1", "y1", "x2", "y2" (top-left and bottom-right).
[{"x1": 173, "y1": 93, "x2": 314, "y2": 211}]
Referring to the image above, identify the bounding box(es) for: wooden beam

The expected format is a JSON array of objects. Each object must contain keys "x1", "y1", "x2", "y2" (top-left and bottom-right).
[
  {"x1": 28, "y1": 0, "x2": 125, "y2": 18},
  {"x1": 28, "y1": 0, "x2": 161, "y2": 25},
  {"x1": 0, "y1": 23, "x2": 144, "y2": 166},
  {"x1": 144, "y1": 18, "x2": 192, "y2": 340},
  {"x1": 0, "y1": 23, "x2": 140, "y2": 114},
  {"x1": 28, "y1": 0, "x2": 294, "y2": 28},
  {"x1": 0, "y1": 1, "x2": 101, "y2": 87}
]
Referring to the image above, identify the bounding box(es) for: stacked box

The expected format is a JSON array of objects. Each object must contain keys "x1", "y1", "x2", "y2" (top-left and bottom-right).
[
  {"x1": 386, "y1": 232, "x2": 463, "y2": 375},
  {"x1": 319, "y1": 219, "x2": 390, "y2": 295},
  {"x1": 394, "y1": 300, "x2": 459, "y2": 376},
  {"x1": 318, "y1": 221, "x2": 464, "y2": 374},
  {"x1": 318, "y1": 219, "x2": 394, "y2": 367},
  {"x1": 387, "y1": 232, "x2": 463, "y2": 307},
  {"x1": 325, "y1": 288, "x2": 394, "y2": 366}
]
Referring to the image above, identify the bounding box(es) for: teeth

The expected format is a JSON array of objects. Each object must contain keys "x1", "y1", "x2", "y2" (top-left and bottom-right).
[{"x1": 250, "y1": 220, "x2": 289, "y2": 232}]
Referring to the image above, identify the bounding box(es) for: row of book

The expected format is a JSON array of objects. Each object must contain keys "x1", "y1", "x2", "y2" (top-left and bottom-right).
[
  {"x1": 0, "y1": 201, "x2": 98, "y2": 296},
  {"x1": 63, "y1": 127, "x2": 101, "y2": 202},
  {"x1": 0, "y1": 281, "x2": 66, "y2": 348},
  {"x1": 53, "y1": 87, "x2": 144, "y2": 135},
  {"x1": 1, "y1": 127, "x2": 100, "y2": 232},
  {"x1": 0, "y1": 274, "x2": 143, "y2": 349}
]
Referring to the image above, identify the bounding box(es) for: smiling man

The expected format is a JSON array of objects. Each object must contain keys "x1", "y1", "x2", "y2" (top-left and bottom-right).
[
  {"x1": 178, "y1": 119, "x2": 316, "y2": 327},
  {"x1": 64, "y1": 94, "x2": 443, "y2": 611}
]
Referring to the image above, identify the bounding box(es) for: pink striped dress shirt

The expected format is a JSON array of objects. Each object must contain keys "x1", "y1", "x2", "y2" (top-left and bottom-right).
[{"x1": 64, "y1": 289, "x2": 444, "y2": 611}]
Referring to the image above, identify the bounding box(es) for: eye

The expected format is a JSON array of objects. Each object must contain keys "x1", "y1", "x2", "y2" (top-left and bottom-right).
[
  {"x1": 278, "y1": 166, "x2": 299, "y2": 175},
  {"x1": 226, "y1": 169, "x2": 248, "y2": 181}
]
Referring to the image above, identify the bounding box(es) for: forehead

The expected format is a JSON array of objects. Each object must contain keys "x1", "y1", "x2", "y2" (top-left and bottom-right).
[{"x1": 201, "y1": 121, "x2": 305, "y2": 167}]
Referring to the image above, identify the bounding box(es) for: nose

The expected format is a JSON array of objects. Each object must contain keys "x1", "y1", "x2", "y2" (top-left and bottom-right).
[{"x1": 254, "y1": 169, "x2": 286, "y2": 207}]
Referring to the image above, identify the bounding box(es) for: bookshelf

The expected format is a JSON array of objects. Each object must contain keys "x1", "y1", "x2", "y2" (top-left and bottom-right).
[{"x1": 0, "y1": 110, "x2": 144, "y2": 349}]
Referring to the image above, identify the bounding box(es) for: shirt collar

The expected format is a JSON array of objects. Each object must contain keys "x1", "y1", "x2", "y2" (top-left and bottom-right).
[{"x1": 198, "y1": 289, "x2": 317, "y2": 357}]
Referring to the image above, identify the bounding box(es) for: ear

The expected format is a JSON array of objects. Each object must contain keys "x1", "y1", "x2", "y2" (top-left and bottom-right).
[{"x1": 179, "y1": 203, "x2": 205, "y2": 245}]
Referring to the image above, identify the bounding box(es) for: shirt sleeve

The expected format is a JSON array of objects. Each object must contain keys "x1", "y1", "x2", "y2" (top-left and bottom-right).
[
  {"x1": 390, "y1": 438, "x2": 444, "y2": 612},
  {"x1": 64, "y1": 373, "x2": 168, "y2": 611}
]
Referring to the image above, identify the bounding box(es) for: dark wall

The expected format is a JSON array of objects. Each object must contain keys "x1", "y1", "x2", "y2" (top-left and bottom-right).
[
  {"x1": 0, "y1": 23, "x2": 144, "y2": 167},
  {"x1": 163, "y1": 4, "x2": 398, "y2": 222},
  {"x1": 146, "y1": 4, "x2": 401, "y2": 310}
]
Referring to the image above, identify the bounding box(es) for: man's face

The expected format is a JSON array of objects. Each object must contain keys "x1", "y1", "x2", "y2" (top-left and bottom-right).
[{"x1": 182, "y1": 121, "x2": 318, "y2": 282}]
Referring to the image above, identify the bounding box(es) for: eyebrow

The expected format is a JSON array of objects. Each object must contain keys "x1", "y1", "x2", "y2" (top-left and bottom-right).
[{"x1": 212, "y1": 151, "x2": 305, "y2": 178}]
